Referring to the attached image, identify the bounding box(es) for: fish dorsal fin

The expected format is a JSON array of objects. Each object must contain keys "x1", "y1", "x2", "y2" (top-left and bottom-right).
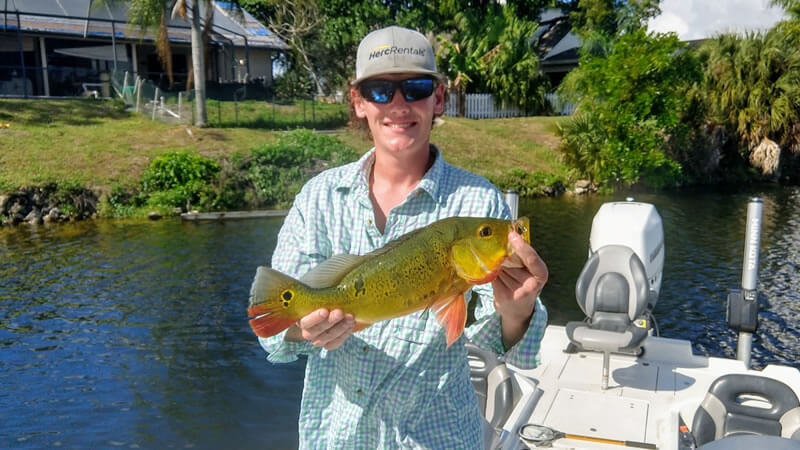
[{"x1": 300, "y1": 254, "x2": 364, "y2": 288}]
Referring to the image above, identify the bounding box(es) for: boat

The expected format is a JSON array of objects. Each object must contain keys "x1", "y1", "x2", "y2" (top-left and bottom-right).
[{"x1": 472, "y1": 195, "x2": 800, "y2": 449}]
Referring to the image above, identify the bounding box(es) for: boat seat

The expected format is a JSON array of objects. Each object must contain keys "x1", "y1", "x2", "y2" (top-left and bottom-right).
[
  {"x1": 692, "y1": 374, "x2": 800, "y2": 446},
  {"x1": 566, "y1": 245, "x2": 652, "y2": 354},
  {"x1": 565, "y1": 245, "x2": 654, "y2": 389},
  {"x1": 467, "y1": 343, "x2": 514, "y2": 430}
]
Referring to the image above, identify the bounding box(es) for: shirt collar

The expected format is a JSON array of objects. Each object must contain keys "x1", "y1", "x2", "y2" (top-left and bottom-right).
[{"x1": 336, "y1": 145, "x2": 447, "y2": 206}]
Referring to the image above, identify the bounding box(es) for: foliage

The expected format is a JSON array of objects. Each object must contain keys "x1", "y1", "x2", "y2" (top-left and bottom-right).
[
  {"x1": 570, "y1": 0, "x2": 660, "y2": 37},
  {"x1": 247, "y1": 129, "x2": 359, "y2": 207},
  {"x1": 437, "y1": 4, "x2": 550, "y2": 112},
  {"x1": 488, "y1": 168, "x2": 564, "y2": 197},
  {"x1": 274, "y1": 66, "x2": 316, "y2": 100},
  {"x1": 558, "y1": 28, "x2": 702, "y2": 188},
  {"x1": 141, "y1": 151, "x2": 220, "y2": 210},
  {"x1": 698, "y1": 27, "x2": 800, "y2": 160},
  {"x1": 771, "y1": 0, "x2": 800, "y2": 20}
]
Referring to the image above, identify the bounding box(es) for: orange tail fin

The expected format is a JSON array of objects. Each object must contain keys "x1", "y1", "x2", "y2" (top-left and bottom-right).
[{"x1": 434, "y1": 293, "x2": 467, "y2": 348}]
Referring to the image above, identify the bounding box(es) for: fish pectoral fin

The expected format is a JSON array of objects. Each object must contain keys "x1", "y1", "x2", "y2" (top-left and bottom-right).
[
  {"x1": 300, "y1": 254, "x2": 365, "y2": 288},
  {"x1": 433, "y1": 293, "x2": 467, "y2": 348},
  {"x1": 353, "y1": 321, "x2": 372, "y2": 332},
  {"x1": 249, "y1": 314, "x2": 297, "y2": 338}
]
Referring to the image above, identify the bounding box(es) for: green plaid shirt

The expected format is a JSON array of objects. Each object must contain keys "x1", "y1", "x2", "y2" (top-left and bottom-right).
[{"x1": 258, "y1": 147, "x2": 547, "y2": 449}]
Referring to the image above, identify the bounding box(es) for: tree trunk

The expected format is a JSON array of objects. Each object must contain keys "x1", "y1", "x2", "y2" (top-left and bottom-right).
[{"x1": 191, "y1": 2, "x2": 208, "y2": 127}]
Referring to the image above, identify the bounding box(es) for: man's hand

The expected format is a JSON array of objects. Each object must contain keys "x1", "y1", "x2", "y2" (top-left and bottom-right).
[
  {"x1": 285, "y1": 308, "x2": 355, "y2": 350},
  {"x1": 491, "y1": 231, "x2": 548, "y2": 349}
]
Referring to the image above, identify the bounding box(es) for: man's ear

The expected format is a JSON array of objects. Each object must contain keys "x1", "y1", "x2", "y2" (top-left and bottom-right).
[
  {"x1": 351, "y1": 87, "x2": 367, "y2": 118},
  {"x1": 433, "y1": 83, "x2": 445, "y2": 115}
]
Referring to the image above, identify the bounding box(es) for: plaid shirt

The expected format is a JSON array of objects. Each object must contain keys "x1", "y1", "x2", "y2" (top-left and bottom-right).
[{"x1": 258, "y1": 147, "x2": 547, "y2": 449}]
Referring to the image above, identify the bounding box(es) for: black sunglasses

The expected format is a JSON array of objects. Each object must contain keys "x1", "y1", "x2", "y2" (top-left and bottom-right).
[{"x1": 358, "y1": 78, "x2": 436, "y2": 104}]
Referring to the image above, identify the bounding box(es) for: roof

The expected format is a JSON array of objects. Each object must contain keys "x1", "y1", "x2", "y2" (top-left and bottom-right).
[
  {"x1": 0, "y1": 0, "x2": 287, "y2": 50},
  {"x1": 534, "y1": 10, "x2": 581, "y2": 65}
]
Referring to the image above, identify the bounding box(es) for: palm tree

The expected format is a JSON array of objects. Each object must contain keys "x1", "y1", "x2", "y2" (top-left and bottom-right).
[
  {"x1": 105, "y1": 0, "x2": 238, "y2": 127},
  {"x1": 700, "y1": 26, "x2": 800, "y2": 174},
  {"x1": 171, "y1": 0, "x2": 215, "y2": 127}
]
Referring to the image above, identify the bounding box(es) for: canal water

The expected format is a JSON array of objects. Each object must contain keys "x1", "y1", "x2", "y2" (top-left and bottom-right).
[{"x1": 1, "y1": 186, "x2": 798, "y2": 448}]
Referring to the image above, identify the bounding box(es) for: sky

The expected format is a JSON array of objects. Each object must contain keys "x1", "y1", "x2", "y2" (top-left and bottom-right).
[{"x1": 647, "y1": 0, "x2": 789, "y2": 40}]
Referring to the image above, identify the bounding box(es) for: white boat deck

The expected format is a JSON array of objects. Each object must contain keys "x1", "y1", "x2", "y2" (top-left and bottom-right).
[{"x1": 497, "y1": 325, "x2": 800, "y2": 449}]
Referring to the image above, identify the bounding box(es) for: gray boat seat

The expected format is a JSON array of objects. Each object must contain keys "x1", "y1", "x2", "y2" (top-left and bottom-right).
[
  {"x1": 692, "y1": 374, "x2": 800, "y2": 446},
  {"x1": 467, "y1": 343, "x2": 513, "y2": 430},
  {"x1": 566, "y1": 245, "x2": 652, "y2": 354}
]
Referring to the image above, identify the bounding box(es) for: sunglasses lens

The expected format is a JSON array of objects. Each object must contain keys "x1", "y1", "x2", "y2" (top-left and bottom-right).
[
  {"x1": 359, "y1": 78, "x2": 435, "y2": 103},
  {"x1": 360, "y1": 80, "x2": 394, "y2": 104},
  {"x1": 401, "y1": 79, "x2": 434, "y2": 101}
]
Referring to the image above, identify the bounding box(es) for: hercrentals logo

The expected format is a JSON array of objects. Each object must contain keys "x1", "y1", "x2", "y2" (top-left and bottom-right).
[{"x1": 369, "y1": 45, "x2": 425, "y2": 60}]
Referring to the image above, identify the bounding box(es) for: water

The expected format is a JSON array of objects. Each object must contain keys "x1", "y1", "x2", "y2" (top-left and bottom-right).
[{"x1": 1, "y1": 187, "x2": 799, "y2": 448}]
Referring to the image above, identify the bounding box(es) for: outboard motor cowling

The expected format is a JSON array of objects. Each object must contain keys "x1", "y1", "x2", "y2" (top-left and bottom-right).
[
  {"x1": 566, "y1": 200, "x2": 665, "y2": 389},
  {"x1": 589, "y1": 200, "x2": 664, "y2": 303}
]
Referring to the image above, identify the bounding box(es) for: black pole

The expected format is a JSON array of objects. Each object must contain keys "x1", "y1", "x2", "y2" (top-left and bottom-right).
[
  {"x1": 244, "y1": 36, "x2": 250, "y2": 79},
  {"x1": 111, "y1": 21, "x2": 118, "y2": 73},
  {"x1": 15, "y1": 10, "x2": 27, "y2": 98}
]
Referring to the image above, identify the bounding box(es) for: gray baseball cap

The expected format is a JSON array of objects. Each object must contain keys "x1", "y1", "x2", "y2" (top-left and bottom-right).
[{"x1": 353, "y1": 26, "x2": 446, "y2": 85}]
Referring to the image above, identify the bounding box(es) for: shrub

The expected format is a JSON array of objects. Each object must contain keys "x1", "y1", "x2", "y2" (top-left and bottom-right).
[
  {"x1": 558, "y1": 28, "x2": 700, "y2": 188},
  {"x1": 141, "y1": 152, "x2": 220, "y2": 211},
  {"x1": 248, "y1": 129, "x2": 359, "y2": 208}
]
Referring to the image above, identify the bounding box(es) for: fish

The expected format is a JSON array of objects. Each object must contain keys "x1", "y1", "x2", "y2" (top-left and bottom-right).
[{"x1": 247, "y1": 216, "x2": 530, "y2": 348}]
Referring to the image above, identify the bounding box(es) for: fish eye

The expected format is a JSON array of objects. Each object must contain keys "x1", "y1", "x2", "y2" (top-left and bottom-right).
[
  {"x1": 479, "y1": 226, "x2": 492, "y2": 237},
  {"x1": 516, "y1": 225, "x2": 523, "y2": 234}
]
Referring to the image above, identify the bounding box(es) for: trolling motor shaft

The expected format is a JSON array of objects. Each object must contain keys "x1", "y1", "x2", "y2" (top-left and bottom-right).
[{"x1": 727, "y1": 198, "x2": 763, "y2": 369}]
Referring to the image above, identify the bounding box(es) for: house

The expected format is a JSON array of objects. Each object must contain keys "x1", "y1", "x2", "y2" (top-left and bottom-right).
[
  {"x1": 0, "y1": 0, "x2": 287, "y2": 97},
  {"x1": 534, "y1": 8, "x2": 581, "y2": 88}
]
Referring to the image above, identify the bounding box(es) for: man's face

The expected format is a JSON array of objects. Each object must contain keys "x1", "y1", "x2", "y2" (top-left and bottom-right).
[{"x1": 352, "y1": 73, "x2": 445, "y2": 156}]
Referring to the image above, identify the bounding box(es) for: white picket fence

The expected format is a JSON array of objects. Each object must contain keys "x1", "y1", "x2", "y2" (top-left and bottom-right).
[{"x1": 444, "y1": 92, "x2": 575, "y2": 118}]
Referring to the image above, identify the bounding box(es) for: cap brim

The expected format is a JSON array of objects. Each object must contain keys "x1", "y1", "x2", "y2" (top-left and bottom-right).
[{"x1": 351, "y1": 68, "x2": 447, "y2": 85}]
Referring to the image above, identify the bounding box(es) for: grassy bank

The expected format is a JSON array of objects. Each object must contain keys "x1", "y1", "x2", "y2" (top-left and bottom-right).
[{"x1": 0, "y1": 98, "x2": 568, "y2": 219}]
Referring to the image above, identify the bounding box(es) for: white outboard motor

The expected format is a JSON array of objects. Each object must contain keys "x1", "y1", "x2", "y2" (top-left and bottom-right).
[
  {"x1": 566, "y1": 199, "x2": 665, "y2": 389},
  {"x1": 589, "y1": 199, "x2": 664, "y2": 304}
]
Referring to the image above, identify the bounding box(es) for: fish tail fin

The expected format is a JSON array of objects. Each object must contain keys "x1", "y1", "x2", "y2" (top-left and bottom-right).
[
  {"x1": 435, "y1": 293, "x2": 467, "y2": 348},
  {"x1": 247, "y1": 266, "x2": 303, "y2": 338}
]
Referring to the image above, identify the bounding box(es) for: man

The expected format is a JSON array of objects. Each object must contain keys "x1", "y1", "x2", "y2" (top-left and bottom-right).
[{"x1": 258, "y1": 25, "x2": 548, "y2": 448}]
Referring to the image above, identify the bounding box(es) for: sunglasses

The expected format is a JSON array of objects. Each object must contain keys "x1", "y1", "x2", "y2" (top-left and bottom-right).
[{"x1": 358, "y1": 78, "x2": 436, "y2": 104}]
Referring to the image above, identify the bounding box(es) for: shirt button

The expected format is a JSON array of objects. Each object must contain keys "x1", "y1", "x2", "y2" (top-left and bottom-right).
[
  {"x1": 356, "y1": 389, "x2": 364, "y2": 396},
  {"x1": 363, "y1": 346, "x2": 370, "y2": 353},
  {"x1": 368, "y1": 219, "x2": 373, "y2": 225}
]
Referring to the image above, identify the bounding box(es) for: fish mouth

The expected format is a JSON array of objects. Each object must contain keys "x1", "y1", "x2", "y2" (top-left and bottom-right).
[{"x1": 466, "y1": 245, "x2": 505, "y2": 284}]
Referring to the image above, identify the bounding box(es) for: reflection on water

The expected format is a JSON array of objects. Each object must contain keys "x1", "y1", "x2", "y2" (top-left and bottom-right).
[{"x1": 1, "y1": 186, "x2": 798, "y2": 448}]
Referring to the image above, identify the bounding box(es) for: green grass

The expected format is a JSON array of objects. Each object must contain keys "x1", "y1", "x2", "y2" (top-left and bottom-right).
[
  {"x1": 0, "y1": 98, "x2": 568, "y2": 196},
  {"x1": 204, "y1": 99, "x2": 349, "y2": 129}
]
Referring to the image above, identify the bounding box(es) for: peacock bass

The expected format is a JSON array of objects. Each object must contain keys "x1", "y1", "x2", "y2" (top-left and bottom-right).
[{"x1": 248, "y1": 216, "x2": 530, "y2": 348}]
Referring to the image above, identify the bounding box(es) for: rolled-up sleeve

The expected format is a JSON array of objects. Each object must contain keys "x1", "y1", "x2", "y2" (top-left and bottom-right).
[{"x1": 465, "y1": 285, "x2": 548, "y2": 369}]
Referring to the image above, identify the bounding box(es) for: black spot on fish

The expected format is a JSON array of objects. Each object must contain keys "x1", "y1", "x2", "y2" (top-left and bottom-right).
[
  {"x1": 354, "y1": 276, "x2": 366, "y2": 297},
  {"x1": 282, "y1": 290, "x2": 293, "y2": 301}
]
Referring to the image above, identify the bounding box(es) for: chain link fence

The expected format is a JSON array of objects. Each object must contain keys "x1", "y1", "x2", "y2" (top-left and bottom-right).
[{"x1": 111, "y1": 70, "x2": 348, "y2": 129}]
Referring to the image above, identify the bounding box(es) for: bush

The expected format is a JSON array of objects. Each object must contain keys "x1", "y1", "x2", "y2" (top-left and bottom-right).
[
  {"x1": 557, "y1": 28, "x2": 700, "y2": 189},
  {"x1": 141, "y1": 152, "x2": 221, "y2": 211},
  {"x1": 488, "y1": 169, "x2": 564, "y2": 197},
  {"x1": 248, "y1": 129, "x2": 359, "y2": 208}
]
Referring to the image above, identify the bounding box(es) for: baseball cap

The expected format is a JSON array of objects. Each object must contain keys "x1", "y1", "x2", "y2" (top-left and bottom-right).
[{"x1": 353, "y1": 26, "x2": 446, "y2": 85}]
